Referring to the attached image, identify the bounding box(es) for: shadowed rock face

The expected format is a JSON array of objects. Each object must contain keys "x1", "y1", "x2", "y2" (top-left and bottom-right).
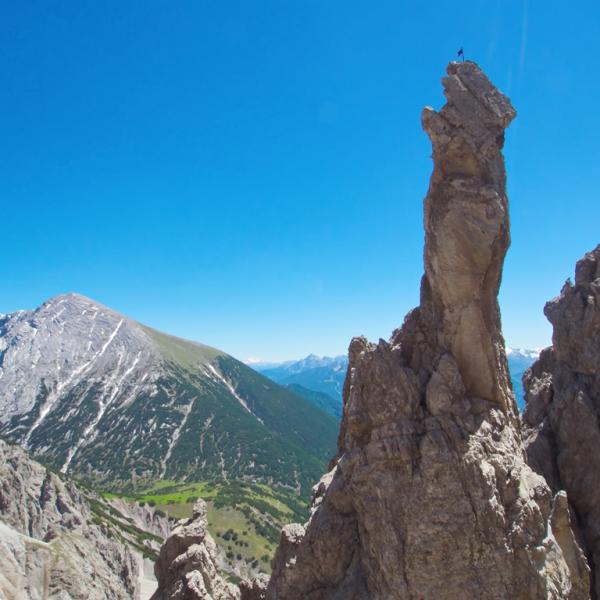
[
  {"x1": 523, "y1": 245, "x2": 600, "y2": 599},
  {"x1": 254, "y1": 62, "x2": 590, "y2": 600}
]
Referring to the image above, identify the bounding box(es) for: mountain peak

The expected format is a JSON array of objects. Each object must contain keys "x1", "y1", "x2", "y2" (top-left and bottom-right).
[
  {"x1": 0, "y1": 295, "x2": 337, "y2": 493},
  {"x1": 48, "y1": 291, "x2": 94, "y2": 302},
  {"x1": 506, "y1": 347, "x2": 541, "y2": 359},
  {"x1": 39, "y1": 292, "x2": 119, "y2": 316}
]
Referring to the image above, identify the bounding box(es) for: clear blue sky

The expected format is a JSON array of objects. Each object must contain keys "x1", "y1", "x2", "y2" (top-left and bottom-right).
[{"x1": 2, "y1": 1, "x2": 599, "y2": 362}]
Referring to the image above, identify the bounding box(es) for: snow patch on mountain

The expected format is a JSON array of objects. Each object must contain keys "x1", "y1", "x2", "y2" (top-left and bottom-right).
[{"x1": 506, "y1": 347, "x2": 541, "y2": 360}]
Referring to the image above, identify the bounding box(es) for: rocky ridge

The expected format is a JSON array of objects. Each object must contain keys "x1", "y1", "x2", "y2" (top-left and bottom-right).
[
  {"x1": 149, "y1": 60, "x2": 592, "y2": 600},
  {"x1": 0, "y1": 438, "x2": 139, "y2": 600},
  {"x1": 252, "y1": 61, "x2": 590, "y2": 599},
  {"x1": 523, "y1": 244, "x2": 600, "y2": 598}
]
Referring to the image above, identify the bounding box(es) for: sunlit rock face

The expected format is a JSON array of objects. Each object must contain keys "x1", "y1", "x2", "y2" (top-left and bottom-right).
[
  {"x1": 255, "y1": 62, "x2": 590, "y2": 600},
  {"x1": 524, "y1": 244, "x2": 600, "y2": 599}
]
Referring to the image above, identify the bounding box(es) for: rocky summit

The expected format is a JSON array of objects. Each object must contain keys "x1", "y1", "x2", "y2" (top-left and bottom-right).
[
  {"x1": 236, "y1": 61, "x2": 590, "y2": 599},
  {"x1": 523, "y1": 244, "x2": 600, "y2": 598},
  {"x1": 0, "y1": 293, "x2": 337, "y2": 493}
]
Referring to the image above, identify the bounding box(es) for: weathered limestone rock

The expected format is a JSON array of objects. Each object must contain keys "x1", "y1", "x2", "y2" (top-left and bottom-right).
[
  {"x1": 262, "y1": 61, "x2": 590, "y2": 599},
  {"x1": 0, "y1": 439, "x2": 139, "y2": 600},
  {"x1": 523, "y1": 244, "x2": 600, "y2": 598},
  {"x1": 151, "y1": 500, "x2": 239, "y2": 600}
]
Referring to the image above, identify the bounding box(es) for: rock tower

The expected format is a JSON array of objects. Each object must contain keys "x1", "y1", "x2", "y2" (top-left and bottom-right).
[{"x1": 262, "y1": 61, "x2": 589, "y2": 600}]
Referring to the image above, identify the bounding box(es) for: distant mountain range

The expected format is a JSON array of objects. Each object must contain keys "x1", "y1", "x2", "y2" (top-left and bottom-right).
[
  {"x1": 506, "y1": 347, "x2": 541, "y2": 408},
  {"x1": 0, "y1": 294, "x2": 337, "y2": 495},
  {"x1": 253, "y1": 347, "x2": 540, "y2": 415},
  {"x1": 254, "y1": 355, "x2": 346, "y2": 419}
]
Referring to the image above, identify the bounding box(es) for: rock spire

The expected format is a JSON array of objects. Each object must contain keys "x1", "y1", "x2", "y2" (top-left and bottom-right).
[{"x1": 258, "y1": 61, "x2": 589, "y2": 600}]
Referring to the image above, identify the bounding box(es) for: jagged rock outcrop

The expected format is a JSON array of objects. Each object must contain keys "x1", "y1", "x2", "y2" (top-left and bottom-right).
[
  {"x1": 259, "y1": 61, "x2": 590, "y2": 599},
  {"x1": 151, "y1": 500, "x2": 239, "y2": 600},
  {"x1": 0, "y1": 438, "x2": 139, "y2": 600},
  {"x1": 523, "y1": 244, "x2": 600, "y2": 598}
]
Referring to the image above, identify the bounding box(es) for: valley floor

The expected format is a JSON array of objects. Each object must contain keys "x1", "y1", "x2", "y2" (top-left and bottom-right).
[{"x1": 102, "y1": 479, "x2": 308, "y2": 580}]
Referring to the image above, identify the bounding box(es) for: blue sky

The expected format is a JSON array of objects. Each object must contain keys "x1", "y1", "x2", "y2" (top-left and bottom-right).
[{"x1": 1, "y1": 1, "x2": 599, "y2": 361}]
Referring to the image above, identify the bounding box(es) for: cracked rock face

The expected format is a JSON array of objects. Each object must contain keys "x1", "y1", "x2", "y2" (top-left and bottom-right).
[
  {"x1": 151, "y1": 500, "x2": 239, "y2": 600},
  {"x1": 0, "y1": 439, "x2": 139, "y2": 600},
  {"x1": 261, "y1": 61, "x2": 589, "y2": 600},
  {"x1": 523, "y1": 244, "x2": 600, "y2": 598}
]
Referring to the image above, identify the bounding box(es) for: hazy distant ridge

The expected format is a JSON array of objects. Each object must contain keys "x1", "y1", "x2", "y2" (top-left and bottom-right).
[{"x1": 253, "y1": 348, "x2": 539, "y2": 413}]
